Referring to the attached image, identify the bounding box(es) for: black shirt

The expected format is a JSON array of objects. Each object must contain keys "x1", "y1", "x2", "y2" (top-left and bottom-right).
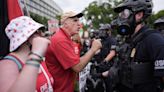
[{"x1": 93, "y1": 36, "x2": 117, "y2": 63}]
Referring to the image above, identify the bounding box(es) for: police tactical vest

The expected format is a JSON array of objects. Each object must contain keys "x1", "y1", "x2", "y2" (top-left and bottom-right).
[{"x1": 119, "y1": 29, "x2": 158, "y2": 88}]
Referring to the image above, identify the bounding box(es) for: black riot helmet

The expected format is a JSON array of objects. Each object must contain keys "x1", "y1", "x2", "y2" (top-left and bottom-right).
[
  {"x1": 154, "y1": 17, "x2": 164, "y2": 31},
  {"x1": 99, "y1": 24, "x2": 112, "y2": 30},
  {"x1": 99, "y1": 24, "x2": 112, "y2": 39},
  {"x1": 114, "y1": 0, "x2": 153, "y2": 35}
]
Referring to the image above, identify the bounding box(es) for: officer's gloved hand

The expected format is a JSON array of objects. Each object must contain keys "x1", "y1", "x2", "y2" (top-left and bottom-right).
[
  {"x1": 91, "y1": 73, "x2": 103, "y2": 79},
  {"x1": 108, "y1": 66, "x2": 119, "y2": 79}
]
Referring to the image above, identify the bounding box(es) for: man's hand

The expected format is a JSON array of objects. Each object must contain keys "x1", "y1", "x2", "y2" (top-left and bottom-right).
[
  {"x1": 90, "y1": 39, "x2": 102, "y2": 53},
  {"x1": 108, "y1": 66, "x2": 119, "y2": 79},
  {"x1": 91, "y1": 73, "x2": 103, "y2": 79}
]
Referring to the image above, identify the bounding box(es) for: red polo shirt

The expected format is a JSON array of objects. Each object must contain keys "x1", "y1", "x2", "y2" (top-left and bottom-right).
[{"x1": 45, "y1": 28, "x2": 80, "y2": 92}]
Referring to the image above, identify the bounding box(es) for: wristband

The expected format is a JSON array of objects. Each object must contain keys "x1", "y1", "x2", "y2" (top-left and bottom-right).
[
  {"x1": 29, "y1": 52, "x2": 43, "y2": 61},
  {"x1": 25, "y1": 61, "x2": 40, "y2": 68},
  {"x1": 27, "y1": 58, "x2": 43, "y2": 63}
]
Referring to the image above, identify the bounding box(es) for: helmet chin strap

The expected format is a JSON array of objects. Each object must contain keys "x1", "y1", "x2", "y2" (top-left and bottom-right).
[
  {"x1": 136, "y1": 17, "x2": 144, "y2": 25},
  {"x1": 130, "y1": 12, "x2": 145, "y2": 35},
  {"x1": 128, "y1": 14, "x2": 136, "y2": 35},
  {"x1": 133, "y1": 16, "x2": 146, "y2": 34}
]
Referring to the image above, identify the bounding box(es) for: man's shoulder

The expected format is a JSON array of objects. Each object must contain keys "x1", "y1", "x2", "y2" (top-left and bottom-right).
[
  {"x1": 145, "y1": 31, "x2": 164, "y2": 43},
  {"x1": 139, "y1": 27, "x2": 163, "y2": 42},
  {"x1": 51, "y1": 31, "x2": 67, "y2": 41},
  {"x1": 140, "y1": 29, "x2": 164, "y2": 51}
]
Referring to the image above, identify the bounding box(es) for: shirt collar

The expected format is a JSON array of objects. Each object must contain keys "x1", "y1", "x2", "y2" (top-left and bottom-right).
[{"x1": 60, "y1": 28, "x2": 72, "y2": 40}]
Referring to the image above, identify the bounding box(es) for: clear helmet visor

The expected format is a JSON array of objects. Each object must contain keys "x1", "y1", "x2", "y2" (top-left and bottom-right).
[{"x1": 119, "y1": 9, "x2": 132, "y2": 19}]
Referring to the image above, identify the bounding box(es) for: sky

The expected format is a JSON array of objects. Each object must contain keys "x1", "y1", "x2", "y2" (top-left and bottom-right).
[{"x1": 54, "y1": 0, "x2": 164, "y2": 14}]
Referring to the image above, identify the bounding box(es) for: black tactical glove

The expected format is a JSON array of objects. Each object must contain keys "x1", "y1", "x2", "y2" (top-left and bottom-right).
[
  {"x1": 108, "y1": 66, "x2": 119, "y2": 82},
  {"x1": 97, "y1": 61, "x2": 112, "y2": 73},
  {"x1": 91, "y1": 73, "x2": 103, "y2": 79}
]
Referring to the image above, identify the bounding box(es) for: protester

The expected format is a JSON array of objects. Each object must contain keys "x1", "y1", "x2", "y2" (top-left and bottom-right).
[
  {"x1": 84, "y1": 24, "x2": 117, "y2": 92},
  {"x1": 72, "y1": 33, "x2": 82, "y2": 56},
  {"x1": 71, "y1": 33, "x2": 82, "y2": 92},
  {"x1": 0, "y1": 16, "x2": 53, "y2": 92},
  {"x1": 113, "y1": 0, "x2": 164, "y2": 92},
  {"x1": 45, "y1": 11, "x2": 102, "y2": 92}
]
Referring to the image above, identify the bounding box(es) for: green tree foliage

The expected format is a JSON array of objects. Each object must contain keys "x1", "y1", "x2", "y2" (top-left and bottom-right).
[
  {"x1": 154, "y1": 10, "x2": 164, "y2": 19},
  {"x1": 30, "y1": 12, "x2": 49, "y2": 27},
  {"x1": 83, "y1": 0, "x2": 121, "y2": 29},
  {"x1": 55, "y1": 15, "x2": 61, "y2": 25},
  {"x1": 83, "y1": 0, "x2": 163, "y2": 31},
  {"x1": 147, "y1": 10, "x2": 164, "y2": 27}
]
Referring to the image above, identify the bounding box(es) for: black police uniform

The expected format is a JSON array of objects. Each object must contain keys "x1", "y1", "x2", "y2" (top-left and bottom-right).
[
  {"x1": 85, "y1": 35, "x2": 117, "y2": 92},
  {"x1": 118, "y1": 26, "x2": 164, "y2": 92},
  {"x1": 93, "y1": 36, "x2": 117, "y2": 92},
  {"x1": 154, "y1": 17, "x2": 164, "y2": 37},
  {"x1": 94, "y1": 36, "x2": 117, "y2": 64}
]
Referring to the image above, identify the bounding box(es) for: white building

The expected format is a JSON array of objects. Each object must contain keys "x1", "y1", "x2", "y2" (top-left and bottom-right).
[{"x1": 20, "y1": 0, "x2": 63, "y2": 19}]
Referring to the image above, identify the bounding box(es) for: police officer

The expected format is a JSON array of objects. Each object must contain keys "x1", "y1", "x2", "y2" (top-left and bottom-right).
[
  {"x1": 154, "y1": 17, "x2": 164, "y2": 92},
  {"x1": 91, "y1": 24, "x2": 117, "y2": 92},
  {"x1": 113, "y1": 0, "x2": 164, "y2": 92},
  {"x1": 154, "y1": 17, "x2": 164, "y2": 36},
  {"x1": 95, "y1": 24, "x2": 117, "y2": 64}
]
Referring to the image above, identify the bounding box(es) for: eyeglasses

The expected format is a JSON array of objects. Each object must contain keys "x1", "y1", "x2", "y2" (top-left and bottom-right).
[{"x1": 119, "y1": 9, "x2": 132, "y2": 19}]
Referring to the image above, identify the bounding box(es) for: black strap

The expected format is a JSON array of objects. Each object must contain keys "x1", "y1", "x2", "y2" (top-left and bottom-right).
[
  {"x1": 131, "y1": 29, "x2": 157, "y2": 48},
  {"x1": 131, "y1": 28, "x2": 158, "y2": 62}
]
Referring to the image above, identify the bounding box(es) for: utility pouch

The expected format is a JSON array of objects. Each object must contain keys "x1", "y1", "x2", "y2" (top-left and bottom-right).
[{"x1": 131, "y1": 62, "x2": 154, "y2": 84}]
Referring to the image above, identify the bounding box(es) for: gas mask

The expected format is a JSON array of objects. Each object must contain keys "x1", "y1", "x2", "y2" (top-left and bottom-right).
[
  {"x1": 99, "y1": 30, "x2": 108, "y2": 39},
  {"x1": 116, "y1": 9, "x2": 136, "y2": 35}
]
